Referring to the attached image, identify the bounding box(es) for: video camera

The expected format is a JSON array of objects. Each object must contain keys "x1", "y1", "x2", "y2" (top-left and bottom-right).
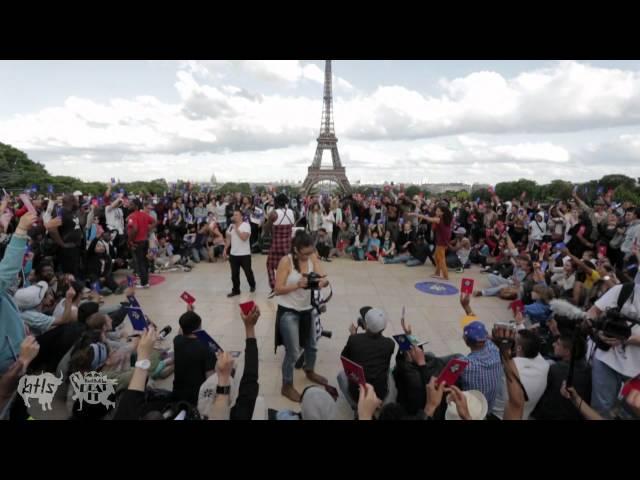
[{"x1": 550, "y1": 299, "x2": 639, "y2": 352}]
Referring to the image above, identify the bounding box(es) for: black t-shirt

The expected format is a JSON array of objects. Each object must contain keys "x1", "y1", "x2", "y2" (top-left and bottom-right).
[
  {"x1": 341, "y1": 333, "x2": 395, "y2": 402},
  {"x1": 532, "y1": 360, "x2": 591, "y2": 421},
  {"x1": 60, "y1": 210, "x2": 83, "y2": 246},
  {"x1": 172, "y1": 335, "x2": 216, "y2": 405}
]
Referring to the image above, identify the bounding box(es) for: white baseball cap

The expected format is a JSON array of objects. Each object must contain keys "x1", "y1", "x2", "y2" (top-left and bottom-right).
[
  {"x1": 364, "y1": 308, "x2": 388, "y2": 334},
  {"x1": 13, "y1": 281, "x2": 49, "y2": 310}
]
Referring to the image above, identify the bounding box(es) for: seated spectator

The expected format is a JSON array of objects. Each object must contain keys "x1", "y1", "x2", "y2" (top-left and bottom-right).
[
  {"x1": 532, "y1": 333, "x2": 591, "y2": 420},
  {"x1": 333, "y1": 221, "x2": 353, "y2": 258},
  {"x1": 383, "y1": 234, "x2": 430, "y2": 267},
  {"x1": 377, "y1": 229, "x2": 396, "y2": 262},
  {"x1": 315, "y1": 228, "x2": 334, "y2": 262},
  {"x1": 491, "y1": 330, "x2": 549, "y2": 419},
  {"x1": 338, "y1": 307, "x2": 396, "y2": 413},
  {"x1": 366, "y1": 229, "x2": 381, "y2": 261},
  {"x1": 459, "y1": 321, "x2": 503, "y2": 412},
  {"x1": 197, "y1": 304, "x2": 261, "y2": 420},
  {"x1": 14, "y1": 283, "x2": 77, "y2": 336},
  {"x1": 514, "y1": 284, "x2": 554, "y2": 329},
  {"x1": 172, "y1": 306, "x2": 216, "y2": 405}
]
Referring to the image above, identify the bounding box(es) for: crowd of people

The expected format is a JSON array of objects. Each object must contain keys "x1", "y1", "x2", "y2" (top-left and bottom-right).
[{"x1": 0, "y1": 180, "x2": 639, "y2": 420}]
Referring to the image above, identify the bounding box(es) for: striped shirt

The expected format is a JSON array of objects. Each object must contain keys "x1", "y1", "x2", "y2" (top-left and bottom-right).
[{"x1": 461, "y1": 341, "x2": 503, "y2": 411}]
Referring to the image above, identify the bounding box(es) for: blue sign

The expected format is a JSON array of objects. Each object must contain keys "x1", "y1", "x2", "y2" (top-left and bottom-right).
[
  {"x1": 31, "y1": 184, "x2": 38, "y2": 193},
  {"x1": 415, "y1": 281, "x2": 459, "y2": 296},
  {"x1": 47, "y1": 184, "x2": 54, "y2": 193}
]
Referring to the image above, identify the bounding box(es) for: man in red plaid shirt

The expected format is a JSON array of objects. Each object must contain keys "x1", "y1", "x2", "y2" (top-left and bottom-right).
[{"x1": 266, "y1": 194, "x2": 295, "y2": 298}]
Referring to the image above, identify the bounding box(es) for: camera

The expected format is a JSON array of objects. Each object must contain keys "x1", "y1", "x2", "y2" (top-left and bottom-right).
[
  {"x1": 589, "y1": 309, "x2": 634, "y2": 349},
  {"x1": 550, "y1": 299, "x2": 639, "y2": 352},
  {"x1": 304, "y1": 271, "x2": 323, "y2": 290}
]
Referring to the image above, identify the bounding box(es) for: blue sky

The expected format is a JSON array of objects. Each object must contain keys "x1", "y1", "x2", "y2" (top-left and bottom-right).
[{"x1": 1, "y1": 59, "x2": 640, "y2": 185}]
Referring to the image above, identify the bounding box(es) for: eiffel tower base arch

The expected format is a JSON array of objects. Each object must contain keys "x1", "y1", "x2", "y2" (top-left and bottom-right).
[{"x1": 301, "y1": 167, "x2": 352, "y2": 196}]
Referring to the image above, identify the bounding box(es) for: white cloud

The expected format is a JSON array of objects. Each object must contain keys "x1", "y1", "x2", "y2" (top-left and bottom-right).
[{"x1": 2, "y1": 60, "x2": 640, "y2": 185}]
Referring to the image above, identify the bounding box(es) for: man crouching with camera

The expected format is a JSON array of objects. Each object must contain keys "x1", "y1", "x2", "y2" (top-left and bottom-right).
[
  {"x1": 274, "y1": 230, "x2": 330, "y2": 402},
  {"x1": 585, "y1": 281, "x2": 640, "y2": 419}
]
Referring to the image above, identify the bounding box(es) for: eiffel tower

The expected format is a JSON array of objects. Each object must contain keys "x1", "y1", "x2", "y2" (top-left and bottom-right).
[{"x1": 301, "y1": 60, "x2": 352, "y2": 195}]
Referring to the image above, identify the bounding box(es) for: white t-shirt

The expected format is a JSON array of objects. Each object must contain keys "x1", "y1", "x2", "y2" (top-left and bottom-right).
[
  {"x1": 227, "y1": 222, "x2": 252, "y2": 256},
  {"x1": 322, "y1": 212, "x2": 335, "y2": 233},
  {"x1": 594, "y1": 284, "x2": 640, "y2": 378},
  {"x1": 105, "y1": 205, "x2": 124, "y2": 234},
  {"x1": 529, "y1": 219, "x2": 546, "y2": 241},
  {"x1": 491, "y1": 354, "x2": 550, "y2": 420}
]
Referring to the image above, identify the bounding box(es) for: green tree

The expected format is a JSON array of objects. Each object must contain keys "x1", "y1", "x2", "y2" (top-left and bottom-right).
[{"x1": 542, "y1": 180, "x2": 574, "y2": 201}]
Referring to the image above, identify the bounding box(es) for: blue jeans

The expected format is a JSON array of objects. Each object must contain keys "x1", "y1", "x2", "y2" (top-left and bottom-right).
[
  {"x1": 481, "y1": 274, "x2": 512, "y2": 297},
  {"x1": 280, "y1": 310, "x2": 317, "y2": 385},
  {"x1": 591, "y1": 358, "x2": 634, "y2": 419}
]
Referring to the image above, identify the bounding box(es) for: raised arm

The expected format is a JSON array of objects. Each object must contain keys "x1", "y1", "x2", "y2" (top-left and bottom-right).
[{"x1": 0, "y1": 213, "x2": 35, "y2": 290}]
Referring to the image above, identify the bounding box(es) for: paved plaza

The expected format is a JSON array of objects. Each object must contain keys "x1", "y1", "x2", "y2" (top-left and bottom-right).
[{"x1": 33, "y1": 256, "x2": 508, "y2": 419}]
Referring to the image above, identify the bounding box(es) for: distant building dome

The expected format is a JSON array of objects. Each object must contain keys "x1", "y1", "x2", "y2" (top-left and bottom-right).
[{"x1": 210, "y1": 174, "x2": 217, "y2": 185}]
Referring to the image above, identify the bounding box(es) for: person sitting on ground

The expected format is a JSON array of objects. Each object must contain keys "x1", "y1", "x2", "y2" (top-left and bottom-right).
[
  {"x1": 458, "y1": 316, "x2": 503, "y2": 413},
  {"x1": 366, "y1": 228, "x2": 381, "y2": 261},
  {"x1": 195, "y1": 305, "x2": 262, "y2": 420},
  {"x1": 378, "y1": 229, "x2": 396, "y2": 263},
  {"x1": 455, "y1": 237, "x2": 472, "y2": 274},
  {"x1": 490, "y1": 329, "x2": 549, "y2": 420},
  {"x1": 154, "y1": 236, "x2": 182, "y2": 270},
  {"x1": 14, "y1": 282, "x2": 77, "y2": 336},
  {"x1": 338, "y1": 307, "x2": 396, "y2": 413},
  {"x1": 86, "y1": 238, "x2": 125, "y2": 295},
  {"x1": 514, "y1": 284, "x2": 554, "y2": 330},
  {"x1": 315, "y1": 228, "x2": 334, "y2": 262},
  {"x1": 332, "y1": 221, "x2": 353, "y2": 258},
  {"x1": 172, "y1": 305, "x2": 216, "y2": 406},
  {"x1": 532, "y1": 331, "x2": 591, "y2": 420},
  {"x1": 208, "y1": 222, "x2": 226, "y2": 262},
  {"x1": 474, "y1": 252, "x2": 530, "y2": 300}
]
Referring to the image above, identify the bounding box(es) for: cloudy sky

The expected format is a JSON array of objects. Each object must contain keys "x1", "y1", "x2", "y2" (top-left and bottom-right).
[{"x1": 1, "y1": 60, "x2": 640, "y2": 186}]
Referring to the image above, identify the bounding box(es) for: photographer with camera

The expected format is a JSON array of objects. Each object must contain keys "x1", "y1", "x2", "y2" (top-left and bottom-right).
[
  {"x1": 585, "y1": 281, "x2": 640, "y2": 419},
  {"x1": 274, "y1": 230, "x2": 330, "y2": 403}
]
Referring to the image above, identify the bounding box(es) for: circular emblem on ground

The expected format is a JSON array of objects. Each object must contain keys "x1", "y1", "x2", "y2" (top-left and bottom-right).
[{"x1": 415, "y1": 281, "x2": 459, "y2": 296}]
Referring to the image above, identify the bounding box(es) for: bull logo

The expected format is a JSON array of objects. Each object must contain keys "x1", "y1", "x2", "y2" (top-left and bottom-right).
[
  {"x1": 17, "y1": 371, "x2": 64, "y2": 411},
  {"x1": 69, "y1": 371, "x2": 118, "y2": 411}
]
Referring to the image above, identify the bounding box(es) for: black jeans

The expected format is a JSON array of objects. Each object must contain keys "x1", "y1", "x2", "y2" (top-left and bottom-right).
[
  {"x1": 229, "y1": 254, "x2": 256, "y2": 293},
  {"x1": 134, "y1": 240, "x2": 150, "y2": 286}
]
